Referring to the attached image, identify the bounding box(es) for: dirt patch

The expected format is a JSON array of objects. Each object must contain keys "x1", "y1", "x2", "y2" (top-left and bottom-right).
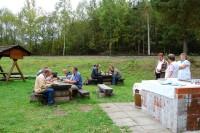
[
  {"x1": 79, "y1": 105, "x2": 93, "y2": 112},
  {"x1": 53, "y1": 109, "x2": 68, "y2": 117}
]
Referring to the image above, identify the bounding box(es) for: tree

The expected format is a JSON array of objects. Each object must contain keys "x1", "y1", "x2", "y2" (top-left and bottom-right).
[
  {"x1": 98, "y1": 0, "x2": 129, "y2": 55},
  {"x1": 55, "y1": 0, "x2": 72, "y2": 56},
  {"x1": 0, "y1": 8, "x2": 17, "y2": 45},
  {"x1": 18, "y1": 0, "x2": 39, "y2": 51},
  {"x1": 151, "y1": 0, "x2": 200, "y2": 54}
]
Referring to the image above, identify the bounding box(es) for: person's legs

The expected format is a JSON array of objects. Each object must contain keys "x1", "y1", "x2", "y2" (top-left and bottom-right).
[
  {"x1": 43, "y1": 88, "x2": 55, "y2": 105},
  {"x1": 155, "y1": 72, "x2": 160, "y2": 80},
  {"x1": 112, "y1": 74, "x2": 116, "y2": 85},
  {"x1": 160, "y1": 72, "x2": 165, "y2": 78},
  {"x1": 70, "y1": 85, "x2": 79, "y2": 98}
]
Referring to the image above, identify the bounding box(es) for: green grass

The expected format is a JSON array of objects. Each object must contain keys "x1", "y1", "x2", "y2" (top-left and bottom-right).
[{"x1": 0, "y1": 56, "x2": 199, "y2": 132}]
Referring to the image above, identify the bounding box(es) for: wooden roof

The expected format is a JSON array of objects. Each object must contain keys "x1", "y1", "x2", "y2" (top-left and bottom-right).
[{"x1": 0, "y1": 45, "x2": 31, "y2": 58}]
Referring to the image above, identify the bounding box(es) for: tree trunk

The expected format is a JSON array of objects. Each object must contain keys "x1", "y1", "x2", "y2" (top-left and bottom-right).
[
  {"x1": 143, "y1": 35, "x2": 145, "y2": 55},
  {"x1": 147, "y1": 12, "x2": 151, "y2": 55},
  {"x1": 63, "y1": 34, "x2": 66, "y2": 56},
  {"x1": 137, "y1": 41, "x2": 140, "y2": 55},
  {"x1": 109, "y1": 42, "x2": 112, "y2": 56},
  {"x1": 183, "y1": 38, "x2": 188, "y2": 54}
]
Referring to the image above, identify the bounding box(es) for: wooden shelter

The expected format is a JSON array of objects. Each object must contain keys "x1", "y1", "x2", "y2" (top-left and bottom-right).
[{"x1": 0, "y1": 45, "x2": 31, "y2": 81}]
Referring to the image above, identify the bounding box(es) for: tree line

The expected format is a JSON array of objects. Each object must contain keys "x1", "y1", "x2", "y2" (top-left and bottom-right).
[{"x1": 0, "y1": 0, "x2": 200, "y2": 56}]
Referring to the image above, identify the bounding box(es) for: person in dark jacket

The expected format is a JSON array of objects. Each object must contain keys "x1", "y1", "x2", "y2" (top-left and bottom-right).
[
  {"x1": 155, "y1": 53, "x2": 167, "y2": 79},
  {"x1": 91, "y1": 64, "x2": 103, "y2": 84}
]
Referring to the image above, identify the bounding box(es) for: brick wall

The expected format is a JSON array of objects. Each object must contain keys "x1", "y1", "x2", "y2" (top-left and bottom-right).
[
  {"x1": 141, "y1": 87, "x2": 200, "y2": 133},
  {"x1": 176, "y1": 87, "x2": 200, "y2": 131}
]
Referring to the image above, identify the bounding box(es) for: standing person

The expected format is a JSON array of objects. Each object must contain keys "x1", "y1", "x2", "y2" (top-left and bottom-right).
[
  {"x1": 165, "y1": 54, "x2": 179, "y2": 78},
  {"x1": 34, "y1": 68, "x2": 55, "y2": 105},
  {"x1": 91, "y1": 64, "x2": 103, "y2": 84},
  {"x1": 177, "y1": 53, "x2": 191, "y2": 80},
  {"x1": 155, "y1": 53, "x2": 167, "y2": 79},
  {"x1": 108, "y1": 65, "x2": 122, "y2": 85}
]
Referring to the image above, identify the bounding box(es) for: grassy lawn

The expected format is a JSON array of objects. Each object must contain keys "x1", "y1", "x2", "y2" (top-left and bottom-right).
[{"x1": 0, "y1": 56, "x2": 199, "y2": 132}]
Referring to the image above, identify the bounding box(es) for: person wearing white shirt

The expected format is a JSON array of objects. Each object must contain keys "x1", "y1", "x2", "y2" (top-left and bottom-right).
[
  {"x1": 177, "y1": 53, "x2": 191, "y2": 80},
  {"x1": 155, "y1": 53, "x2": 167, "y2": 79},
  {"x1": 165, "y1": 54, "x2": 179, "y2": 78}
]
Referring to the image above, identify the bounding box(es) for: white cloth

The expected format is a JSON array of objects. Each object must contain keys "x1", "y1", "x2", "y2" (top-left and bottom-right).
[
  {"x1": 132, "y1": 79, "x2": 199, "y2": 99},
  {"x1": 165, "y1": 61, "x2": 179, "y2": 78},
  {"x1": 156, "y1": 59, "x2": 164, "y2": 73},
  {"x1": 177, "y1": 60, "x2": 191, "y2": 80}
]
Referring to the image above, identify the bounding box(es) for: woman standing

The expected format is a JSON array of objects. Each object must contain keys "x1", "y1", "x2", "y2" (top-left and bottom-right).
[
  {"x1": 165, "y1": 54, "x2": 179, "y2": 78},
  {"x1": 155, "y1": 53, "x2": 167, "y2": 79},
  {"x1": 177, "y1": 53, "x2": 191, "y2": 81}
]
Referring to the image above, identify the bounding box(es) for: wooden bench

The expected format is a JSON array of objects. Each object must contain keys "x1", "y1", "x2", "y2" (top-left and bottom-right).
[
  {"x1": 78, "y1": 89, "x2": 90, "y2": 98},
  {"x1": 97, "y1": 84, "x2": 113, "y2": 97},
  {"x1": 118, "y1": 78, "x2": 125, "y2": 84},
  {"x1": 30, "y1": 89, "x2": 71, "y2": 104},
  {"x1": 30, "y1": 92, "x2": 47, "y2": 104}
]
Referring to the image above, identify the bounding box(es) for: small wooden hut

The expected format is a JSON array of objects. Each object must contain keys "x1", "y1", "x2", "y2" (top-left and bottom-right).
[{"x1": 0, "y1": 45, "x2": 31, "y2": 81}]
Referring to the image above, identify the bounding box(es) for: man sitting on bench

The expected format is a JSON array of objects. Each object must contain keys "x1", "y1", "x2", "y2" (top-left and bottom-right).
[
  {"x1": 63, "y1": 67, "x2": 83, "y2": 93},
  {"x1": 34, "y1": 68, "x2": 55, "y2": 105},
  {"x1": 91, "y1": 64, "x2": 103, "y2": 84},
  {"x1": 108, "y1": 65, "x2": 122, "y2": 85}
]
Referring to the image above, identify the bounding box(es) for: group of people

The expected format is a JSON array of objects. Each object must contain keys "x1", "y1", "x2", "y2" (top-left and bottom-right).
[
  {"x1": 34, "y1": 67, "x2": 82, "y2": 106},
  {"x1": 155, "y1": 53, "x2": 191, "y2": 81},
  {"x1": 91, "y1": 64, "x2": 122, "y2": 85},
  {"x1": 34, "y1": 53, "x2": 190, "y2": 106},
  {"x1": 34, "y1": 64, "x2": 122, "y2": 105}
]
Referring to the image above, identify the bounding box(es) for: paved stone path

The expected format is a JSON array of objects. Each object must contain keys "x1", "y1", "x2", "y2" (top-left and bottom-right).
[{"x1": 99, "y1": 102, "x2": 172, "y2": 133}]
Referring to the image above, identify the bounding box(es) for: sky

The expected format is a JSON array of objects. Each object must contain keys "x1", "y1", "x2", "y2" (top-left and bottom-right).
[{"x1": 0, "y1": 0, "x2": 85, "y2": 14}]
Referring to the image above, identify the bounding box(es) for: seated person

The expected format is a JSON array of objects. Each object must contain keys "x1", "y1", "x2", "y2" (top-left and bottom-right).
[
  {"x1": 34, "y1": 68, "x2": 55, "y2": 105},
  {"x1": 46, "y1": 72, "x2": 58, "y2": 82},
  {"x1": 108, "y1": 65, "x2": 122, "y2": 85},
  {"x1": 177, "y1": 53, "x2": 191, "y2": 81},
  {"x1": 91, "y1": 64, "x2": 103, "y2": 83},
  {"x1": 63, "y1": 69, "x2": 72, "y2": 79},
  {"x1": 36, "y1": 67, "x2": 48, "y2": 76},
  {"x1": 165, "y1": 54, "x2": 179, "y2": 78},
  {"x1": 63, "y1": 67, "x2": 83, "y2": 90}
]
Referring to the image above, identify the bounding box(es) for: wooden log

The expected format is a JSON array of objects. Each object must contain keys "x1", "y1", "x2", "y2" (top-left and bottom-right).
[
  {"x1": 54, "y1": 90, "x2": 70, "y2": 97},
  {"x1": 54, "y1": 97, "x2": 70, "y2": 102},
  {"x1": 97, "y1": 84, "x2": 113, "y2": 96},
  {"x1": 78, "y1": 89, "x2": 90, "y2": 98}
]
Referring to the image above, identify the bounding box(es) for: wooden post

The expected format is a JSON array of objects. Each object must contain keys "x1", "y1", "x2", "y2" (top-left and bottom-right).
[
  {"x1": 6, "y1": 59, "x2": 25, "y2": 81},
  {"x1": 15, "y1": 60, "x2": 25, "y2": 81},
  {"x1": 0, "y1": 65, "x2": 7, "y2": 80},
  {"x1": 6, "y1": 60, "x2": 16, "y2": 81}
]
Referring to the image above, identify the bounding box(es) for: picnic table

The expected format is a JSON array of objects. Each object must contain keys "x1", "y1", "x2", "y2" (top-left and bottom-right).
[
  {"x1": 101, "y1": 74, "x2": 112, "y2": 83},
  {"x1": 30, "y1": 81, "x2": 72, "y2": 103},
  {"x1": 51, "y1": 81, "x2": 72, "y2": 101},
  {"x1": 31, "y1": 80, "x2": 90, "y2": 103},
  {"x1": 51, "y1": 81, "x2": 72, "y2": 90}
]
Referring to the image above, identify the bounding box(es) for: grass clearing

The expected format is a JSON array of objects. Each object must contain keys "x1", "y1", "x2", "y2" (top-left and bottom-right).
[{"x1": 0, "y1": 56, "x2": 199, "y2": 132}]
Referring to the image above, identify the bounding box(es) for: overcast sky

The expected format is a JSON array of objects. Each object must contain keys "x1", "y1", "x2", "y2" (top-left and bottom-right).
[{"x1": 0, "y1": 0, "x2": 86, "y2": 14}]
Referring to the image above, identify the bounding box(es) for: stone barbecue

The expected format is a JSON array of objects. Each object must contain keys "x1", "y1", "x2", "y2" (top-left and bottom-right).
[{"x1": 133, "y1": 79, "x2": 200, "y2": 133}]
